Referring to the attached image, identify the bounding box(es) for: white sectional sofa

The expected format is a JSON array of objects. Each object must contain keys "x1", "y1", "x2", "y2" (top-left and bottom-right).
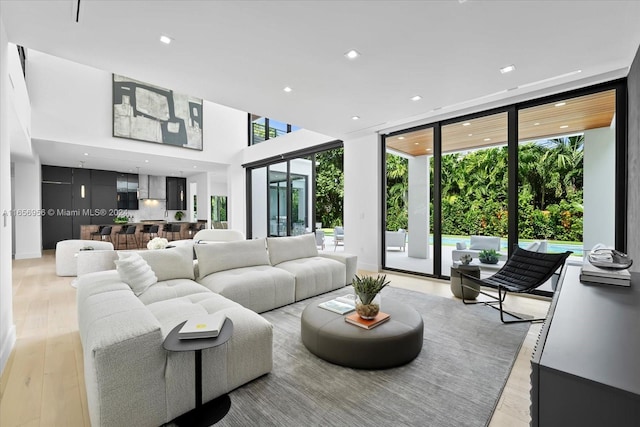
[{"x1": 75, "y1": 234, "x2": 357, "y2": 426}]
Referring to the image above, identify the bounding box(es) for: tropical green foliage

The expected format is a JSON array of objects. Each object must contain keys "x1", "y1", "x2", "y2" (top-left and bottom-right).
[
  {"x1": 385, "y1": 135, "x2": 584, "y2": 242},
  {"x1": 315, "y1": 148, "x2": 344, "y2": 228}
]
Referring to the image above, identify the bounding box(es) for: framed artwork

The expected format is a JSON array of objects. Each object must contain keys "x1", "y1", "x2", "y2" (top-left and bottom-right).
[{"x1": 112, "y1": 74, "x2": 203, "y2": 150}]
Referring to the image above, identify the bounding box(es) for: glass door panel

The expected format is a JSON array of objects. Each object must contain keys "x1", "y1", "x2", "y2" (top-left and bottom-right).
[
  {"x1": 384, "y1": 127, "x2": 434, "y2": 274},
  {"x1": 440, "y1": 112, "x2": 509, "y2": 276},
  {"x1": 268, "y1": 162, "x2": 288, "y2": 236},
  {"x1": 517, "y1": 89, "x2": 616, "y2": 291},
  {"x1": 251, "y1": 167, "x2": 268, "y2": 238},
  {"x1": 290, "y1": 157, "x2": 312, "y2": 235}
]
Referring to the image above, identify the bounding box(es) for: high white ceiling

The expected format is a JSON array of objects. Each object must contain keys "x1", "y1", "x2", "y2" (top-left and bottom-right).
[{"x1": 2, "y1": 0, "x2": 640, "y2": 173}]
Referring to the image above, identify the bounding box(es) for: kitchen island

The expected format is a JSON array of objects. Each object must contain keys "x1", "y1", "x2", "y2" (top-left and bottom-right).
[{"x1": 80, "y1": 220, "x2": 207, "y2": 249}]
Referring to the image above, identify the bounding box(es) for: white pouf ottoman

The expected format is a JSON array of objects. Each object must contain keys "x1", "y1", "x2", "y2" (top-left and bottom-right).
[{"x1": 55, "y1": 239, "x2": 114, "y2": 276}]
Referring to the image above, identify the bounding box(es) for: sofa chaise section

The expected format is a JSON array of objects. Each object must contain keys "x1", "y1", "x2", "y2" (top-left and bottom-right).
[{"x1": 76, "y1": 245, "x2": 273, "y2": 427}]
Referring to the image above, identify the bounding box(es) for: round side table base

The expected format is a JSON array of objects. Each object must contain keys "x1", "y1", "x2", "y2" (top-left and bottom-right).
[{"x1": 171, "y1": 394, "x2": 231, "y2": 427}]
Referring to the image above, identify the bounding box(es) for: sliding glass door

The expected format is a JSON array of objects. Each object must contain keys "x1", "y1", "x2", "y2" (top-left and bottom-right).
[
  {"x1": 382, "y1": 81, "x2": 625, "y2": 290},
  {"x1": 246, "y1": 142, "x2": 343, "y2": 240}
]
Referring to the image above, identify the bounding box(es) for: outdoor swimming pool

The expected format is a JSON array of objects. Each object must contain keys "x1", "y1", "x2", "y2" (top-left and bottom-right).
[{"x1": 432, "y1": 236, "x2": 584, "y2": 257}]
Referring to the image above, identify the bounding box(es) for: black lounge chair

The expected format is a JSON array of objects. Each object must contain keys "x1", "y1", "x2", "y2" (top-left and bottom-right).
[{"x1": 459, "y1": 246, "x2": 572, "y2": 323}]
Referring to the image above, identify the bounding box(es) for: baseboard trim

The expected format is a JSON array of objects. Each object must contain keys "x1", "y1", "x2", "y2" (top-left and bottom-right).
[
  {"x1": 357, "y1": 262, "x2": 380, "y2": 273},
  {"x1": 0, "y1": 324, "x2": 16, "y2": 376},
  {"x1": 14, "y1": 251, "x2": 42, "y2": 260}
]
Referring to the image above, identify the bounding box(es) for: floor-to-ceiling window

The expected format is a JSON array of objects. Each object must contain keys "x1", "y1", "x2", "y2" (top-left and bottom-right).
[
  {"x1": 382, "y1": 81, "x2": 626, "y2": 293},
  {"x1": 384, "y1": 127, "x2": 434, "y2": 274},
  {"x1": 246, "y1": 142, "x2": 343, "y2": 241},
  {"x1": 517, "y1": 89, "x2": 617, "y2": 292},
  {"x1": 440, "y1": 112, "x2": 509, "y2": 276}
]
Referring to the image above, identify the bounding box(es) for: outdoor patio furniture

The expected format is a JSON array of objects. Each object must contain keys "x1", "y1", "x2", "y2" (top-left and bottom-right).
[
  {"x1": 333, "y1": 226, "x2": 344, "y2": 251},
  {"x1": 315, "y1": 230, "x2": 325, "y2": 250},
  {"x1": 386, "y1": 229, "x2": 406, "y2": 251},
  {"x1": 458, "y1": 246, "x2": 572, "y2": 323}
]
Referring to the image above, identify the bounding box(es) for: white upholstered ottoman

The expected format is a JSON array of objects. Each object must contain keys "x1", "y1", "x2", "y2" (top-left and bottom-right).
[{"x1": 55, "y1": 239, "x2": 114, "y2": 276}]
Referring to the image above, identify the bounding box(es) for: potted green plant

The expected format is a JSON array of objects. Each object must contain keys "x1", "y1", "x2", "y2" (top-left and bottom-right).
[
  {"x1": 352, "y1": 274, "x2": 390, "y2": 319},
  {"x1": 113, "y1": 216, "x2": 128, "y2": 224},
  {"x1": 174, "y1": 211, "x2": 184, "y2": 221},
  {"x1": 479, "y1": 249, "x2": 500, "y2": 264}
]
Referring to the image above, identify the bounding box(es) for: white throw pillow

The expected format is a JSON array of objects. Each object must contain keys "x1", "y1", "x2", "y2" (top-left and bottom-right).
[
  {"x1": 266, "y1": 234, "x2": 318, "y2": 266},
  {"x1": 456, "y1": 242, "x2": 467, "y2": 250},
  {"x1": 115, "y1": 252, "x2": 158, "y2": 296}
]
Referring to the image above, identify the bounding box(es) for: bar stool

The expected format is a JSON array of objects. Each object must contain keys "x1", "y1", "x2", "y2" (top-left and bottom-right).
[
  {"x1": 90, "y1": 225, "x2": 106, "y2": 241},
  {"x1": 92, "y1": 225, "x2": 112, "y2": 243},
  {"x1": 167, "y1": 224, "x2": 182, "y2": 241},
  {"x1": 141, "y1": 224, "x2": 159, "y2": 246},
  {"x1": 117, "y1": 225, "x2": 139, "y2": 249}
]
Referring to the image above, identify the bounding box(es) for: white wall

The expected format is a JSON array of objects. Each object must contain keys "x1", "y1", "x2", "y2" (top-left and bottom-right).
[
  {"x1": 344, "y1": 133, "x2": 381, "y2": 272},
  {"x1": 25, "y1": 50, "x2": 248, "y2": 233},
  {"x1": 0, "y1": 13, "x2": 17, "y2": 377},
  {"x1": 12, "y1": 155, "x2": 41, "y2": 259},
  {"x1": 28, "y1": 50, "x2": 244, "y2": 165},
  {"x1": 583, "y1": 126, "x2": 616, "y2": 251}
]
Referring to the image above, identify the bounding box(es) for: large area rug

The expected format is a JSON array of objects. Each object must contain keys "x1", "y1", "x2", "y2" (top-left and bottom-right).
[{"x1": 217, "y1": 286, "x2": 529, "y2": 427}]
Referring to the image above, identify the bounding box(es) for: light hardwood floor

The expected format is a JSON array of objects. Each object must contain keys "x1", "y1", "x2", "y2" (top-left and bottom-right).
[{"x1": 1, "y1": 252, "x2": 548, "y2": 426}]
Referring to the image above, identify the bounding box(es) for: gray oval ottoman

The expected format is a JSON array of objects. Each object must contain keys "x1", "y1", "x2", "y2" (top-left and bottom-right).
[{"x1": 301, "y1": 297, "x2": 423, "y2": 369}]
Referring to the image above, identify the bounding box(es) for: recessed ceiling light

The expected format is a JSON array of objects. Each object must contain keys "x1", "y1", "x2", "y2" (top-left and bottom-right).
[
  {"x1": 160, "y1": 35, "x2": 172, "y2": 44},
  {"x1": 484, "y1": 138, "x2": 491, "y2": 141},
  {"x1": 345, "y1": 49, "x2": 360, "y2": 59},
  {"x1": 560, "y1": 125, "x2": 569, "y2": 129},
  {"x1": 398, "y1": 136, "x2": 405, "y2": 140},
  {"x1": 351, "y1": 116, "x2": 360, "y2": 120},
  {"x1": 193, "y1": 165, "x2": 197, "y2": 168},
  {"x1": 462, "y1": 122, "x2": 471, "y2": 126},
  {"x1": 411, "y1": 95, "x2": 422, "y2": 101},
  {"x1": 144, "y1": 160, "x2": 149, "y2": 163},
  {"x1": 555, "y1": 102, "x2": 566, "y2": 107},
  {"x1": 283, "y1": 86, "x2": 292, "y2": 93},
  {"x1": 83, "y1": 152, "x2": 89, "y2": 156},
  {"x1": 499, "y1": 64, "x2": 516, "y2": 74}
]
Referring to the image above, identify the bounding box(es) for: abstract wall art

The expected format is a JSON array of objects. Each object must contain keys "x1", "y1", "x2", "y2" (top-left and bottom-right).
[{"x1": 112, "y1": 74, "x2": 203, "y2": 150}]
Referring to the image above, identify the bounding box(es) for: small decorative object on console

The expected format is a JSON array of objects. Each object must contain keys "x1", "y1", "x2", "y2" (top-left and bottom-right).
[
  {"x1": 459, "y1": 254, "x2": 473, "y2": 265},
  {"x1": 352, "y1": 274, "x2": 390, "y2": 320},
  {"x1": 147, "y1": 237, "x2": 169, "y2": 250}
]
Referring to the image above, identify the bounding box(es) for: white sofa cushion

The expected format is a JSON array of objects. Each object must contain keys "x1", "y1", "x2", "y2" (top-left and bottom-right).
[
  {"x1": 469, "y1": 235, "x2": 501, "y2": 250},
  {"x1": 55, "y1": 239, "x2": 114, "y2": 276},
  {"x1": 138, "y1": 279, "x2": 212, "y2": 305},
  {"x1": 195, "y1": 238, "x2": 269, "y2": 278},
  {"x1": 193, "y1": 229, "x2": 245, "y2": 242},
  {"x1": 145, "y1": 293, "x2": 272, "y2": 420},
  {"x1": 197, "y1": 265, "x2": 296, "y2": 313},
  {"x1": 266, "y1": 234, "x2": 318, "y2": 266},
  {"x1": 115, "y1": 252, "x2": 158, "y2": 296},
  {"x1": 274, "y1": 257, "x2": 346, "y2": 301},
  {"x1": 136, "y1": 245, "x2": 195, "y2": 281}
]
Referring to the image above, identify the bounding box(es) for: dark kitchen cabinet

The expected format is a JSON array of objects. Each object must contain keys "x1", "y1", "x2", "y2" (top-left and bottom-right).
[
  {"x1": 117, "y1": 173, "x2": 138, "y2": 210},
  {"x1": 166, "y1": 177, "x2": 187, "y2": 210},
  {"x1": 90, "y1": 170, "x2": 117, "y2": 225},
  {"x1": 41, "y1": 166, "x2": 73, "y2": 250}
]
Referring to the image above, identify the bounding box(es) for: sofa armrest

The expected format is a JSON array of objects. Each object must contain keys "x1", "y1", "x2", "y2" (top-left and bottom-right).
[
  {"x1": 318, "y1": 252, "x2": 357, "y2": 284},
  {"x1": 77, "y1": 250, "x2": 118, "y2": 276},
  {"x1": 77, "y1": 273, "x2": 167, "y2": 427}
]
